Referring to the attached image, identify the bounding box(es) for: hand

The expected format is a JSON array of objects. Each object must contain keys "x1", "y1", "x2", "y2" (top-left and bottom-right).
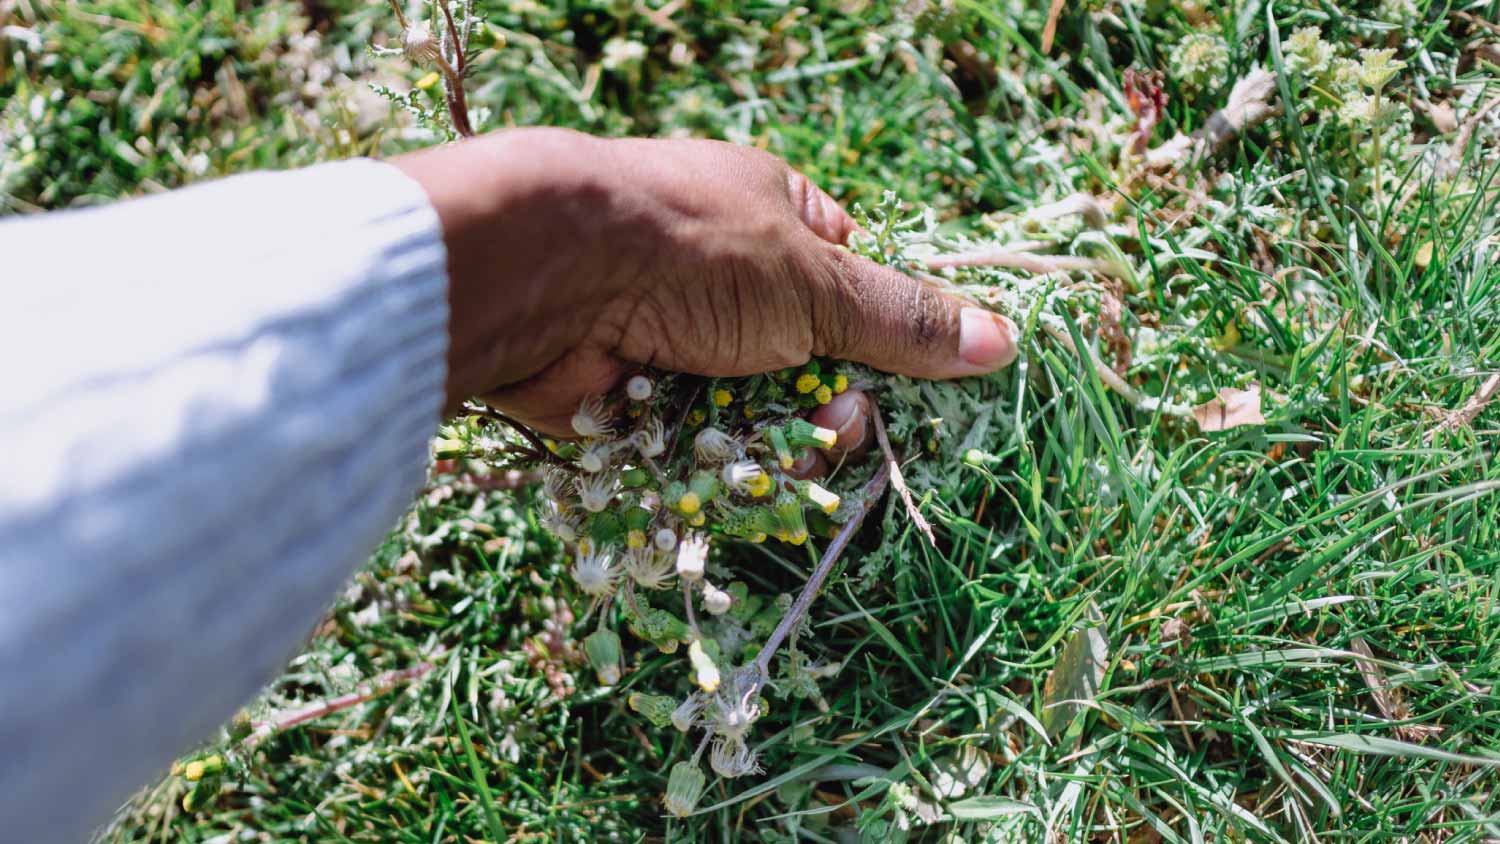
[{"x1": 393, "y1": 128, "x2": 1018, "y2": 436}]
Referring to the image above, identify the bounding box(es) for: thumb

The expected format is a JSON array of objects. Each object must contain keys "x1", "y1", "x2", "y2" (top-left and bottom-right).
[{"x1": 810, "y1": 247, "x2": 1019, "y2": 380}]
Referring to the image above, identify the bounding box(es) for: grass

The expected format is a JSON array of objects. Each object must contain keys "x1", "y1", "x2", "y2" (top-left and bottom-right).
[{"x1": 6, "y1": 0, "x2": 1500, "y2": 841}]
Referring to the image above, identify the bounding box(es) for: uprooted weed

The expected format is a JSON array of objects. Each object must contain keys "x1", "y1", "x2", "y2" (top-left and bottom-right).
[{"x1": 13, "y1": 0, "x2": 1496, "y2": 841}]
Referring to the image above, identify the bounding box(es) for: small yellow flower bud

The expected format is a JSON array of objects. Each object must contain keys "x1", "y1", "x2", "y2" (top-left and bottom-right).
[
  {"x1": 746, "y1": 472, "x2": 772, "y2": 498},
  {"x1": 794, "y1": 373, "x2": 820, "y2": 394},
  {"x1": 713, "y1": 388, "x2": 733, "y2": 407},
  {"x1": 833, "y1": 374, "x2": 849, "y2": 393},
  {"x1": 689, "y1": 640, "x2": 721, "y2": 692},
  {"x1": 814, "y1": 385, "x2": 833, "y2": 405},
  {"x1": 687, "y1": 408, "x2": 706, "y2": 425},
  {"x1": 678, "y1": 491, "x2": 701, "y2": 515},
  {"x1": 626, "y1": 529, "x2": 647, "y2": 549},
  {"x1": 182, "y1": 755, "x2": 223, "y2": 782}
]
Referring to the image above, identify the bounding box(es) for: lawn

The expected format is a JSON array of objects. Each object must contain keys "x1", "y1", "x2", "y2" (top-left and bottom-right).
[{"x1": 5, "y1": 0, "x2": 1500, "y2": 841}]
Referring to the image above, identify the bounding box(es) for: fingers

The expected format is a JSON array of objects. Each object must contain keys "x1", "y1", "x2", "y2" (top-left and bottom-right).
[
  {"x1": 809, "y1": 390, "x2": 873, "y2": 459},
  {"x1": 482, "y1": 347, "x2": 626, "y2": 439},
  {"x1": 787, "y1": 169, "x2": 859, "y2": 245},
  {"x1": 811, "y1": 247, "x2": 1019, "y2": 380},
  {"x1": 784, "y1": 389, "x2": 872, "y2": 481}
]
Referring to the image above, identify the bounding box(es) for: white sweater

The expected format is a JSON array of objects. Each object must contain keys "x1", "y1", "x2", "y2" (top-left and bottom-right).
[{"x1": 0, "y1": 159, "x2": 449, "y2": 842}]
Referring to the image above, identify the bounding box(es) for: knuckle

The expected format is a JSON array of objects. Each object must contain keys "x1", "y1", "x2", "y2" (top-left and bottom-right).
[{"x1": 908, "y1": 284, "x2": 956, "y2": 350}]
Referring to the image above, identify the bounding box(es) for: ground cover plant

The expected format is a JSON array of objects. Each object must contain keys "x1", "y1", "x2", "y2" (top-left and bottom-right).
[{"x1": 6, "y1": 0, "x2": 1500, "y2": 841}]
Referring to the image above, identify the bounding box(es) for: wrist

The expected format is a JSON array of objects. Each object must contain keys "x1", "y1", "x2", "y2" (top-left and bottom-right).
[{"x1": 392, "y1": 129, "x2": 626, "y2": 407}]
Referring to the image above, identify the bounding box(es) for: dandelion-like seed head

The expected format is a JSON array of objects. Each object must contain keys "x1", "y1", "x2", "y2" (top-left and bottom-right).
[
  {"x1": 571, "y1": 394, "x2": 613, "y2": 438},
  {"x1": 710, "y1": 669, "x2": 762, "y2": 741},
  {"x1": 720, "y1": 460, "x2": 767, "y2": 494},
  {"x1": 401, "y1": 24, "x2": 441, "y2": 66},
  {"x1": 694, "y1": 427, "x2": 739, "y2": 463},
  {"x1": 571, "y1": 546, "x2": 617, "y2": 597},
  {"x1": 654, "y1": 527, "x2": 678, "y2": 552},
  {"x1": 702, "y1": 581, "x2": 732, "y2": 616},
  {"x1": 624, "y1": 546, "x2": 676, "y2": 590},
  {"x1": 709, "y1": 737, "x2": 762, "y2": 779},
  {"x1": 625, "y1": 375, "x2": 654, "y2": 401},
  {"x1": 542, "y1": 466, "x2": 573, "y2": 503},
  {"x1": 634, "y1": 416, "x2": 666, "y2": 459},
  {"x1": 540, "y1": 501, "x2": 579, "y2": 542},
  {"x1": 670, "y1": 693, "x2": 706, "y2": 732},
  {"x1": 575, "y1": 473, "x2": 617, "y2": 513},
  {"x1": 577, "y1": 440, "x2": 613, "y2": 473},
  {"x1": 676, "y1": 533, "x2": 709, "y2": 581}
]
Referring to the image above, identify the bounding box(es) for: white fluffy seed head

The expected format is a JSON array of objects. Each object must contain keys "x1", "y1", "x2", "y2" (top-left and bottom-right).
[
  {"x1": 702, "y1": 582, "x2": 732, "y2": 616},
  {"x1": 676, "y1": 534, "x2": 708, "y2": 581},
  {"x1": 654, "y1": 528, "x2": 678, "y2": 552},
  {"x1": 671, "y1": 694, "x2": 705, "y2": 732},
  {"x1": 577, "y1": 441, "x2": 612, "y2": 473},
  {"x1": 571, "y1": 395, "x2": 613, "y2": 438},
  {"x1": 571, "y1": 547, "x2": 617, "y2": 597},
  {"x1": 542, "y1": 466, "x2": 572, "y2": 503},
  {"x1": 693, "y1": 427, "x2": 738, "y2": 463},
  {"x1": 623, "y1": 547, "x2": 675, "y2": 590},
  {"x1": 634, "y1": 417, "x2": 666, "y2": 459},
  {"x1": 540, "y1": 502, "x2": 579, "y2": 542},
  {"x1": 709, "y1": 737, "x2": 762, "y2": 779},
  {"x1": 401, "y1": 24, "x2": 441, "y2": 65},
  {"x1": 720, "y1": 460, "x2": 765, "y2": 492},
  {"x1": 576, "y1": 474, "x2": 616, "y2": 513},
  {"x1": 626, "y1": 375, "x2": 653, "y2": 401}
]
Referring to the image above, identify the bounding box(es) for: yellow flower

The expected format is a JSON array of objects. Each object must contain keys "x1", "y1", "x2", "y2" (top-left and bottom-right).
[
  {"x1": 415, "y1": 71, "x2": 442, "y2": 90},
  {"x1": 814, "y1": 385, "x2": 833, "y2": 405},
  {"x1": 687, "y1": 408, "x2": 706, "y2": 426},
  {"x1": 713, "y1": 388, "x2": 733, "y2": 407},
  {"x1": 794, "y1": 373, "x2": 820, "y2": 394},
  {"x1": 833, "y1": 374, "x2": 848, "y2": 393},
  {"x1": 626, "y1": 529, "x2": 647, "y2": 549},
  {"x1": 743, "y1": 406, "x2": 755, "y2": 419},
  {"x1": 678, "y1": 491, "x2": 702, "y2": 515},
  {"x1": 746, "y1": 472, "x2": 773, "y2": 498}
]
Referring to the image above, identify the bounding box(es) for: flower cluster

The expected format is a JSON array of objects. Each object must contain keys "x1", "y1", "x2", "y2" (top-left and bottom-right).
[
  {"x1": 1169, "y1": 32, "x2": 1230, "y2": 93},
  {"x1": 436, "y1": 362, "x2": 871, "y2": 813}
]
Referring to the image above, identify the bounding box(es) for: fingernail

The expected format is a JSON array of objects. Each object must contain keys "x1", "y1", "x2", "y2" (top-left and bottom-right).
[{"x1": 958, "y1": 308, "x2": 1019, "y2": 372}]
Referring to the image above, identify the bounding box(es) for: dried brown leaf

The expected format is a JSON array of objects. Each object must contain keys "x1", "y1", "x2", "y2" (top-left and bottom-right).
[{"x1": 1040, "y1": 605, "x2": 1109, "y2": 737}]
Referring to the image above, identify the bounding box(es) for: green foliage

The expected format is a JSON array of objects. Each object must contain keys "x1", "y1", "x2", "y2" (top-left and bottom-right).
[{"x1": 13, "y1": 0, "x2": 1497, "y2": 842}]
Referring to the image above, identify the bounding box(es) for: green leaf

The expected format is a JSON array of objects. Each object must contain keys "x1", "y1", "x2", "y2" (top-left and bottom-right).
[{"x1": 947, "y1": 795, "x2": 1042, "y2": 820}]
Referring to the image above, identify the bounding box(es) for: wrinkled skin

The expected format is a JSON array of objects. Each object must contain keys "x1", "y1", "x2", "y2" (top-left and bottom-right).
[{"x1": 394, "y1": 128, "x2": 1018, "y2": 458}]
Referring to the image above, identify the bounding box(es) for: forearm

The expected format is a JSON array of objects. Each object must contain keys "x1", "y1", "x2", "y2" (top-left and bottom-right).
[{"x1": 0, "y1": 160, "x2": 448, "y2": 841}]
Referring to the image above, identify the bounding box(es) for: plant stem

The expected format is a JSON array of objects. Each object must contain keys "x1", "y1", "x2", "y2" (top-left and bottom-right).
[
  {"x1": 753, "y1": 460, "x2": 891, "y2": 677},
  {"x1": 242, "y1": 659, "x2": 438, "y2": 749}
]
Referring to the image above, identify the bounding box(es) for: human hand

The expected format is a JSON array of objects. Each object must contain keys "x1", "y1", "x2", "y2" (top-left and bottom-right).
[{"x1": 393, "y1": 128, "x2": 1018, "y2": 437}]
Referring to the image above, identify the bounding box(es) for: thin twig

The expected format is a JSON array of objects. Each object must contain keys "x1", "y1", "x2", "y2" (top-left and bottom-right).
[
  {"x1": 435, "y1": 0, "x2": 475, "y2": 137},
  {"x1": 1427, "y1": 371, "x2": 1500, "y2": 444},
  {"x1": 925, "y1": 249, "x2": 1119, "y2": 277},
  {"x1": 870, "y1": 405, "x2": 936, "y2": 549},
  {"x1": 753, "y1": 461, "x2": 892, "y2": 677},
  {"x1": 242, "y1": 659, "x2": 439, "y2": 749}
]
